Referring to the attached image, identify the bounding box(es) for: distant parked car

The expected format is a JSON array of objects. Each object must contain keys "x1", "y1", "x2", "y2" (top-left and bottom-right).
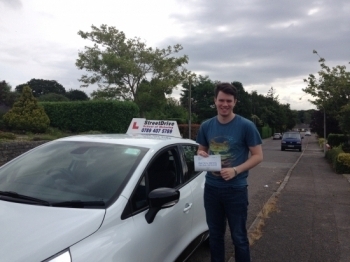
[
  {"x1": 305, "y1": 131, "x2": 311, "y2": 136},
  {"x1": 273, "y1": 133, "x2": 282, "y2": 140},
  {"x1": 281, "y1": 131, "x2": 303, "y2": 152}
]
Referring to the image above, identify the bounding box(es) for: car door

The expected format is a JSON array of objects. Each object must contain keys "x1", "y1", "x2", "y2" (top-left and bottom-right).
[
  {"x1": 125, "y1": 146, "x2": 195, "y2": 262},
  {"x1": 180, "y1": 144, "x2": 208, "y2": 242}
]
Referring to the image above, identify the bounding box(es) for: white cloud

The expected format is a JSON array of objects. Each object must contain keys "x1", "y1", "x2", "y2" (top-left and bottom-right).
[{"x1": 1, "y1": 0, "x2": 349, "y2": 111}]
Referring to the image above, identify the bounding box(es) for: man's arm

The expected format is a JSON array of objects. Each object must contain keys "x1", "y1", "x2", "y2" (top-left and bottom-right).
[
  {"x1": 235, "y1": 144, "x2": 263, "y2": 174},
  {"x1": 220, "y1": 144, "x2": 263, "y2": 181}
]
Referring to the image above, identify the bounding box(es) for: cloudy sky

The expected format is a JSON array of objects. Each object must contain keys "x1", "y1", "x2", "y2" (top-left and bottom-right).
[{"x1": 1, "y1": 0, "x2": 349, "y2": 110}]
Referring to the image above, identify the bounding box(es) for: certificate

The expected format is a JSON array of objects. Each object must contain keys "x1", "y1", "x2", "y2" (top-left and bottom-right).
[{"x1": 194, "y1": 155, "x2": 222, "y2": 171}]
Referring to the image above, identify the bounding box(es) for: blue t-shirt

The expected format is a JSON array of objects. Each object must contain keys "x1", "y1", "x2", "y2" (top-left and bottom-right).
[{"x1": 196, "y1": 115, "x2": 262, "y2": 188}]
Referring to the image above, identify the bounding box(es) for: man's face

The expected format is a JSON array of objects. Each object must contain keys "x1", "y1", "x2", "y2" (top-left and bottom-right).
[{"x1": 214, "y1": 91, "x2": 237, "y2": 117}]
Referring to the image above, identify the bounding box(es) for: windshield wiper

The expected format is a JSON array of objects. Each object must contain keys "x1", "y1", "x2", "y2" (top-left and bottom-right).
[
  {"x1": 52, "y1": 200, "x2": 105, "y2": 208},
  {"x1": 0, "y1": 191, "x2": 50, "y2": 206}
]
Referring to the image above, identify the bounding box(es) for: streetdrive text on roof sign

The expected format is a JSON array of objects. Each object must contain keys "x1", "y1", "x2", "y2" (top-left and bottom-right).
[
  {"x1": 143, "y1": 120, "x2": 174, "y2": 134},
  {"x1": 144, "y1": 120, "x2": 175, "y2": 126},
  {"x1": 126, "y1": 118, "x2": 182, "y2": 138}
]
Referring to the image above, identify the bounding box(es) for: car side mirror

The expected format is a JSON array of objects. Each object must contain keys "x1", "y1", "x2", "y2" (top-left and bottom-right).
[{"x1": 145, "y1": 188, "x2": 180, "y2": 224}]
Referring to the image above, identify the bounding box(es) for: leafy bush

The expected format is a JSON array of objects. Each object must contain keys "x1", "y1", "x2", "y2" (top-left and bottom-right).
[
  {"x1": 318, "y1": 138, "x2": 325, "y2": 148},
  {"x1": 325, "y1": 146, "x2": 350, "y2": 174},
  {"x1": 3, "y1": 86, "x2": 50, "y2": 133},
  {"x1": 325, "y1": 146, "x2": 343, "y2": 168},
  {"x1": 336, "y1": 153, "x2": 350, "y2": 174},
  {"x1": 342, "y1": 142, "x2": 350, "y2": 153},
  {"x1": 327, "y1": 133, "x2": 348, "y2": 147}
]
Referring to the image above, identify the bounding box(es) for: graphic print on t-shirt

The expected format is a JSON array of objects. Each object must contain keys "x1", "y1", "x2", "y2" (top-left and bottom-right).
[{"x1": 209, "y1": 136, "x2": 236, "y2": 176}]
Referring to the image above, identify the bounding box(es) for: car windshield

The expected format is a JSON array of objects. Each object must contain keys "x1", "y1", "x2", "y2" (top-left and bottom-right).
[
  {"x1": 0, "y1": 141, "x2": 148, "y2": 207},
  {"x1": 283, "y1": 133, "x2": 300, "y2": 139}
]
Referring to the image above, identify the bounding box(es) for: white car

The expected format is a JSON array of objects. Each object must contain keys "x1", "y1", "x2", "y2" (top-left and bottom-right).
[
  {"x1": 273, "y1": 133, "x2": 282, "y2": 140},
  {"x1": 0, "y1": 119, "x2": 208, "y2": 262},
  {"x1": 305, "y1": 131, "x2": 311, "y2": 136}
]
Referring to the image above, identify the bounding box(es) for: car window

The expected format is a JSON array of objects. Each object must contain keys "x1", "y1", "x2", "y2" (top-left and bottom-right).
[
  {"x1": 0, "y1": 141, "x2": 148, "y2": 207},
  {"x1": 283, "y1": 133, "x2": 301, "y2": 139},
  {"x1": 181, "y1": 144, "x2": 200, "y2": 181},
  {"x1": 131, "y1": 147, "x2": 181, "y2": 212}
]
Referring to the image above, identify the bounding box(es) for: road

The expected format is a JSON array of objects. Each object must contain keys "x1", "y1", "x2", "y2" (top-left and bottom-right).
[{"x1": 187, "y1": 135, "x2": 312, "y2": 262}]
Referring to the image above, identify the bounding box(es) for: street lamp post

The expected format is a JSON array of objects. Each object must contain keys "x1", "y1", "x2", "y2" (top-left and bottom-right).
[
  {"x1": 323, "y1": 106, "x2": 326, "y2": 155},
  {"x1": 313, "y1": 50, "x2": 327, "y2": 156},
  {"x1": 188, "y1": 77, "x2": 192, "y2": 139}
]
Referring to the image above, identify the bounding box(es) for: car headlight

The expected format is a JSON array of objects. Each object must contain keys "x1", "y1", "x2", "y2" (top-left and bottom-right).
[{"x1": 44, "y1": 250, "x2": 71, "y2": 262}]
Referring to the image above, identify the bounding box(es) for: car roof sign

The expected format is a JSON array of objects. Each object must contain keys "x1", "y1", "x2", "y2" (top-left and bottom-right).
[{"x1": 126, "y1": 118, "x2": 182, "y2": 138}]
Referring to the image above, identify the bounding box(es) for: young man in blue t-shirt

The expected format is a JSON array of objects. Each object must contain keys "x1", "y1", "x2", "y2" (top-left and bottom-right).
[{"x1": 196, "y1": 82, "x2": 263, "y2": 262}]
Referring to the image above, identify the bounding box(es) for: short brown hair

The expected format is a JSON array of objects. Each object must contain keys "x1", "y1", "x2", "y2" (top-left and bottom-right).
[{"x1": 214, "y1": 83, "x2": 238, "y2": 99}]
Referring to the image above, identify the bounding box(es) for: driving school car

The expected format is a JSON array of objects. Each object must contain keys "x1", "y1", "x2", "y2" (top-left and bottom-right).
[{"x1": 0, "y1": 119, "x2": 209, "y2": 262}]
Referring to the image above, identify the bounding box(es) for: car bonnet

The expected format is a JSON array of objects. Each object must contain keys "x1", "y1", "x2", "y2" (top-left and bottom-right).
[{"x1": 0, "y1": 200, "x2": 105, "y2": 262}]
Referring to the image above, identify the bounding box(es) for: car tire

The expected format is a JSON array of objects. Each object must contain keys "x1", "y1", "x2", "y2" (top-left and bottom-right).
[
  {"x1": 281, "y1": 147, "x2": 285, "y2": 151},
  {"x1": 299, "y1": 148, "x2": 302, "y2": 152}
]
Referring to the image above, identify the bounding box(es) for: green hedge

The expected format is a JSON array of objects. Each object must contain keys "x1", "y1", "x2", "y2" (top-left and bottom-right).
[
  {"x1": 327, "y1": 133, "x2": 348, "y2": 147},
  {"x1": 336, "y1": 153, "x2": 350, "y2": 174},
  {"x1": 40, "y1": 101, "x2": 139, "y2": 133},
  {"x1": 325, "y1": 146, "x2": 350, "y2": 174},
  {"x1": 258, "y1": 125, "x2": 272, "y2": 139}
]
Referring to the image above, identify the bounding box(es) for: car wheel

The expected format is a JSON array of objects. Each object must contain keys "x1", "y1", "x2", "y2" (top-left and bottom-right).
[
  {"x1": 299, "y1": 148, "x2": 302, "y2": 152},
  {"x1": 281, "y1": 147, "x2": 285, "y2": 151}
]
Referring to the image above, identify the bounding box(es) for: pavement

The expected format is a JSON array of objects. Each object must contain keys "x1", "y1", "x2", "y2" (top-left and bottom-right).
[{"x1": 236, "y1": 135, "x2": 350, "y2": 262}]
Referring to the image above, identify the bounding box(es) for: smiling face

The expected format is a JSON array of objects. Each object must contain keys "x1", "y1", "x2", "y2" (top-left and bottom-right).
[{"x1": 214, "y1": 91, "x2": 237, "y2": 118}]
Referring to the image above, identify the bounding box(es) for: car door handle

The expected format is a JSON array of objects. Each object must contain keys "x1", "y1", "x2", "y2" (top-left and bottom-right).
[{"x1": 183, "y1": 203, "x2": 193, "y2": 213}]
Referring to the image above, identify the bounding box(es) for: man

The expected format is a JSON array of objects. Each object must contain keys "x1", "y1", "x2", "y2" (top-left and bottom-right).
[{"x1": 196, "y1": 82, "x2": 263, "y2": 262}]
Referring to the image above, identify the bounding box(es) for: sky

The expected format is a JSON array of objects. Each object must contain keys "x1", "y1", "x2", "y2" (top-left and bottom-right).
[{"x1": 1, "y1": 0, "x2": 349, "y2": 110}]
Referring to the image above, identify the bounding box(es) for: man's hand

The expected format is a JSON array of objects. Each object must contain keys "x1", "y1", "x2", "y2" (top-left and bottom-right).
[
  {"x1": 220, "y1": 168, "x2": 236, "y2": 181},
  {"x1": 197, "y1": 150, "x2": 209, "y2": 157}
]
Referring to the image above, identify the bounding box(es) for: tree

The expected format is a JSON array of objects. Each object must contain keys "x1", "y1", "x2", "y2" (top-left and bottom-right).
[
  {"x1": 144, "y1": 97, "x2": 188, "y2": 123},
  {"x1": 282, "y1": 105, "x2": 297, "y2": 130},
  {"x1": 249, "y1": 88, "x2": 295, "y2": 132},
  {"x1": 163, "y1": 98, "x2": 188, "y2": 124},
  {"x1": 232, "y1": 81, "x2": 252, "y2": 119},
  {"x1": 266, "y1": 86, "x2": 279, "y2": 101},
  {"x1": 136, "y1": 79, "x2": 169, "y2": 116},
  {"x1": 16, "y1": 79, "x2": 66, "y2": 97},
  {"x1": 38, "y1": 93, "x2": 70, "y2": 102},
  {"x1": 309, "y1": 110, "x2": 341, "y2": 137},
  {"x1": 65, "y1": 89, "x2": 89, "y2": 101},
  {"x1": 91, "y1": 86, "x2": 123, "y2": 100},
  {"x1": 339, "y1": 103, "x2": 350, "y2": 134},
  {"x1": 303, "y1": 50, "x2": 350, "y2": 132},
  {"x1": 180, "y1": 75, "x2": 216, "y2": 123},
  {"x1": 0, "y1": 81, "x2": 11, "y2": 105},
  {"x1": 76, "y1": 24, "x2": 189, "y2": 102},
  {"x1": 0, "y1": 80, "x2": 20, "y2": 107},
  {"x1": 3, "y1": 85, "x2": 50, "y2": 132}
]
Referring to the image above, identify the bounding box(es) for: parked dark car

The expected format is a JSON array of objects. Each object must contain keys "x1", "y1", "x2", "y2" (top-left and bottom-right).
[{"x1": 281, "y1": 131, "x2": 303, "y2": 152}]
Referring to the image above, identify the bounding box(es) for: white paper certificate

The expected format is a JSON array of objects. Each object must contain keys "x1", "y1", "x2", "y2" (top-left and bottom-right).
[{"x1": 194, "y1": 155, "x2": 222, "y2": 171}]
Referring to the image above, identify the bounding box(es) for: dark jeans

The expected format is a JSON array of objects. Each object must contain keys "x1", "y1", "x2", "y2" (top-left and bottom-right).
[{"x1": 204, "y1": 184, "x2": 250, "y2": 262}]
